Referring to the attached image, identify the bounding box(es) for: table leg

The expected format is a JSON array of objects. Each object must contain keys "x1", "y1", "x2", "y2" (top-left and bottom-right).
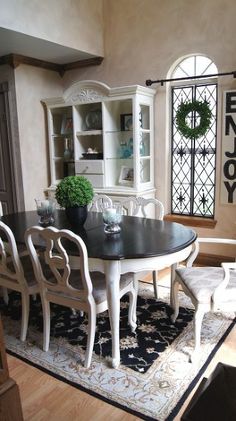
[
  {"x1": 105, "y1": 260, "x2": 121, "y2": 369},
  {"x1": 170, "y1": 263, "x2": 177, "y2": 309}
]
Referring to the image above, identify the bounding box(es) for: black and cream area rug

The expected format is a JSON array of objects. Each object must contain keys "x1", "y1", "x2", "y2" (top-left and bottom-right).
[{"x1": 1, "y1": 283, "x2": 235, "y2": 421}]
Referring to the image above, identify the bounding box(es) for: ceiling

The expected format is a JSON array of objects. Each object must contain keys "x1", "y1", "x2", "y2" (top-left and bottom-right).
[{"x1": 0, "y1": 27, "x2": 96, "y2": 64}]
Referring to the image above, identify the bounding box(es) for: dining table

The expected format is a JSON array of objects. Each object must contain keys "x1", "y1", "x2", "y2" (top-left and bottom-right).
[{"x1": 1, "y1": 209, "x2": 197, "y2": 368}]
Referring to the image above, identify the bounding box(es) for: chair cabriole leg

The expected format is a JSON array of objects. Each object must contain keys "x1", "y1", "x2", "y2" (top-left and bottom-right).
[
  {"x1": 171, "y1": 280, "x2": 180, "y2": 323},
  {"x1": 20, "y1": 292, "x2": 30, "y2": 341},
  {"x1": 190, "y1": 304, "x2": 206, "y2": 362},
  {"x1": 84, "y1": 306, "x2": 96, "y2": 368},
  {"x1": 42, "y1": 298, "x2": 50, "y2": 352}
]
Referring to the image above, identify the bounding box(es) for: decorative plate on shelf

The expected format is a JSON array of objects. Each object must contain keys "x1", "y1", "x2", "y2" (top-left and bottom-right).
[{"x1": 85, "y1": 110, "x2": 102, "y2": 130}]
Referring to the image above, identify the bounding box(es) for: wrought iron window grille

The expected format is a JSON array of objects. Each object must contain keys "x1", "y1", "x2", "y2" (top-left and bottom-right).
[{"x1": 171, "y1": 82, "x2": 217, "y2": 218}]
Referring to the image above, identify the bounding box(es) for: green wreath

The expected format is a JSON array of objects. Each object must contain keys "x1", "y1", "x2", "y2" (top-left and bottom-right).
[{"x1": 176, "y1": 100, "x2": 212, "y2": 140}]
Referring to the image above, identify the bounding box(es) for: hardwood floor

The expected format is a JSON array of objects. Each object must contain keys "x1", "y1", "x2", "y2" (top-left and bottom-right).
[{"x1": 6, "y1": 269, "x2": 236, "y2": 421}]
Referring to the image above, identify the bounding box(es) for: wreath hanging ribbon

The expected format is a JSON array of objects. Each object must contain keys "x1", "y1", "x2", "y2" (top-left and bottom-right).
[{"x1": 176, "y1": 100, "x2": 212, "y2": 140}]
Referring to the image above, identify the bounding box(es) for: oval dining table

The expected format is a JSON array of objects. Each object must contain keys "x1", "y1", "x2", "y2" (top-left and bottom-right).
[{"x1": 1, "y1": 210, "x2": 197, "y2": 368}]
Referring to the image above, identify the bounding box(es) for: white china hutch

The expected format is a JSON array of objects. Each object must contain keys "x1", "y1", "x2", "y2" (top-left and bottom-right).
[{"x1": 42, "y1": 80, "x2": 156, "y2": 205}]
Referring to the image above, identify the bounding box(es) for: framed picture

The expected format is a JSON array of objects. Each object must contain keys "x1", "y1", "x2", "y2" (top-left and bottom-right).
[
  {"x1": 120, "y1": 113, "x2": 133, "y2": 131},
  {"x1": 61, "y1": 115, "x2": 73, "y2": 134},
  {"x1": 119, "y1": 166, "x2": 134, "y2": 186}
]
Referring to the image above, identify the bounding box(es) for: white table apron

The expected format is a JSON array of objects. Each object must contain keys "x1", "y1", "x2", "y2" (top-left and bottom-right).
[{"x1": 71, "y1": 244, "x2": 193, "y2": 368}]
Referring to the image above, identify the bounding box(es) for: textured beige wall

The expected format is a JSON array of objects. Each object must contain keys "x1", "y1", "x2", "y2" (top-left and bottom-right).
[
  {"x1": 2, "y1": 0, "x2": 236, "y2": 244},
  {"x1": 63, "y1": 0, "x2": 236, "y2": 86},
  {"x1": 14, "y1": 65, "x2": 63, "y2": 210},
  {"x1": 63, "y1": 0, "x2": 236, "y2": 245},
  {"x1": 0, "y1": 0, "x2": 104, "y2": 56}
]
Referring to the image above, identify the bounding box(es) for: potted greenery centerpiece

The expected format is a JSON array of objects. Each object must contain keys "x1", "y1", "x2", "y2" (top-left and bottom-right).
[{"x1": 55, "y1": 175, "x2": 94, "y2": 225}]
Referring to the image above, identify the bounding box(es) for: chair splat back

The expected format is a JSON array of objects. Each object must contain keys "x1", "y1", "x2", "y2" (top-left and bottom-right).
[
  {"x1": 115, "y1": 196, "x2": 164, "y2": 219},
  {"x1": 136, "y1": 197, "x2": 164, "y2": 219},
  {"x1": 115, "y1": 196, "x2": 140, "y2": 216},
  {"x1": 89, "y1": 194, "x2": 113, "y2": 212},
  {"x1": 25, "y1": 226, "x2": 93, "y2": 299},
  {"x1": 0, "y1": 221, "x2": 25, "y2": 285}
]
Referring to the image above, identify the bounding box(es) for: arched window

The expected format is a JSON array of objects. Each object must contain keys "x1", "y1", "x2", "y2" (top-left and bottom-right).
[{"x1": 171, "y1": 55, "x2": 217, "y2": 217}]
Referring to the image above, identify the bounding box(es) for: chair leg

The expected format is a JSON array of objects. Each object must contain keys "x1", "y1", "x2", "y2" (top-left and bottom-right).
[
  {"x1": 2, "y1": 287, "x2": 9, "y2": 305},
  {"x1": 171, "y1": 280, "x2": 180, "y2": 323},
  {"x1": 127, "y1": 286, "x2": 137, "y2": 333},
  {"x1": 20, "y1": 292, "x2": 30, "y2": 341},
  {"x1": 153, "y1": 270, "x2": 158, "y2": 299},
  {"x1": 84, "y1": 307, "x2": 96, "y2": 368},
  {"x1": 42, "y1": 298, "x2": 51, "y2": 352},
  {"x1": 190, "y1": 304, "x2": 206, "y2": 362}
]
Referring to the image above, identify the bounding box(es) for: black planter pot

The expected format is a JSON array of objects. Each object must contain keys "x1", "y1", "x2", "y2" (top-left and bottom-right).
[{"x1": 65, "y1": 205, "x2": 88, "y2": 226}]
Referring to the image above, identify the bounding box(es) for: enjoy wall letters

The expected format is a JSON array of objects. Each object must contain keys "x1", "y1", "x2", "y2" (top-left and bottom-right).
[{"x1": 221, "y1": 90, "x2": 236, "y2": 204}]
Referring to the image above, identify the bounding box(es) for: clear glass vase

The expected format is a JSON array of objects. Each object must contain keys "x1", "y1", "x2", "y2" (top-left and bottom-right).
[
  {"x1": 102, "y1": 207, "x2": 122, "y2": 234},
  {"x1": 35, "y1": 199, "x2": 56, "y2": 226}
]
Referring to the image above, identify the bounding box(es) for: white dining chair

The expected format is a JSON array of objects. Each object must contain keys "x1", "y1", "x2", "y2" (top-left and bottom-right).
[
  {"x1": 172, "y1": 237, "x2": 236, "y2": 361},
  {"x1": 115, "y1": 196, "x2": 164, "y2": 298},
  {"x1": 88, "y1": 194, "x2": 113, "y2": 212},
  {"x1": 114, "y1": 196, "x2": 140, "y2": 216},
  {"x1": 0, "y1": 201, "x2": 31, "y2": 304},
  {"x1": 0, "y1": 221, "x2": 40, "y2": 341},
  {"x1": 25, "y1": 225, "x2": 137, "y2": 368},
  {"x1": 115, "y1": 196, "x2": 164, "y2": 219}
]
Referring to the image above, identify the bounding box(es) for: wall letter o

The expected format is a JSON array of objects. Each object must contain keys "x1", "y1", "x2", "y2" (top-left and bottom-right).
[{"x1": 223, "y1": 159, "x2": 236, "y2": 180}]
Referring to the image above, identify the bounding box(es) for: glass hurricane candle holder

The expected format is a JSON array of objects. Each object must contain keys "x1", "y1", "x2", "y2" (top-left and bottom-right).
[
  {"x1": 35, "y1": 199, "x2": 56, "y2": 226},
  {"x1": 102, "y1": 207, "x2": 122, "y2": 234}
]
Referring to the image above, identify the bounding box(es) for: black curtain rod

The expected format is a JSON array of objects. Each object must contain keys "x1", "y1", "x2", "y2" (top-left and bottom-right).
[{"x1": 146, "y1": 70, "x2": 236, "y2": 86}]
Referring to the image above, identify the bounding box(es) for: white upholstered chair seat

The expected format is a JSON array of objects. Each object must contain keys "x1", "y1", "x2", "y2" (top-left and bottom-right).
[
  {"x1": 46, "y1": 270, "x2": 133, "y2": 305},
  {"x1": 172, "y1": 237, "x2": 236, "y2": 362},
  {"x1": 6, "y1": 255, "x2": 50, "y2": 289},
  {"x1": 176, "y1": 267, "x2": 236, "y2": 304}
]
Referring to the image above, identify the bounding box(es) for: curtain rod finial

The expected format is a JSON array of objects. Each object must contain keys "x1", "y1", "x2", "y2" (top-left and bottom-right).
[{"x1": 146, "y1": 79, "x2": 152, "y2": 86}]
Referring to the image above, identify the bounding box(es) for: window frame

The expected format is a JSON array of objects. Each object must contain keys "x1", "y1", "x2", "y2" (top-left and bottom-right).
[{"x1": 169, "y1": 56, "x2": 218, "y2": 219}]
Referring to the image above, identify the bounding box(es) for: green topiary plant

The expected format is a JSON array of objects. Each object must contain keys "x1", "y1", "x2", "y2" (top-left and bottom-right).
[{"x1": 55, "y1": 175, "x2": 94, "y2": 208}]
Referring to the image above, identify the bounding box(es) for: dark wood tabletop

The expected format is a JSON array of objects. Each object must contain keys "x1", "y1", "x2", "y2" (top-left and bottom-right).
[{"x1": 1, "y1": 210, "x2": 197, "y2": 260}]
